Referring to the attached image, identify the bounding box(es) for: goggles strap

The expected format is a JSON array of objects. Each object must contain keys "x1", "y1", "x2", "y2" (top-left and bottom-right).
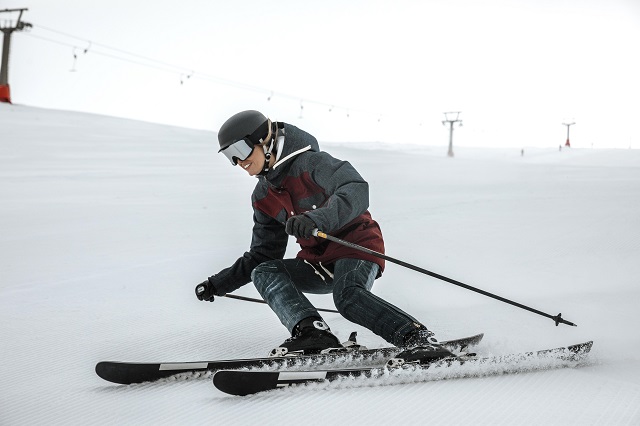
[
  {"x1": 259, "y1": 119, "x2": 273, "y2": 144},
  {"x1": 248, "y1": 118, "x2": 271, "y2": 144}
]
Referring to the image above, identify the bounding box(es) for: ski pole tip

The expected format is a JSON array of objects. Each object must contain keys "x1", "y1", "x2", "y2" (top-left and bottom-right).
[{"x1": 553, "y1": 313, "x2": 577, "y2": 327}]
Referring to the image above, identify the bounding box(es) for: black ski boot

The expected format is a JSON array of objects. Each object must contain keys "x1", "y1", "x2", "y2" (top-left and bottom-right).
[
  {"x1": 387, "y1": 327, "x2": 456, "y2": 367},
  {"x1": 269, "y1": 317, "x2": 343, "y2": 357}
]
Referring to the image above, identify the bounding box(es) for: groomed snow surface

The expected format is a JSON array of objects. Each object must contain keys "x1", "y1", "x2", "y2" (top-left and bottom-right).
[{"x1": 1, "y1": 104, "x2": 639, "y2": 425}]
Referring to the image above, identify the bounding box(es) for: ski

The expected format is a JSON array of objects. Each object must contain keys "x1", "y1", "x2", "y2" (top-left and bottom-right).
[
  {"x1": 95, "y1": 333, "x2": 483, "y2": 385},
  {"x1": 212, "y1": 340, "x2": 593, "y2": 396}
]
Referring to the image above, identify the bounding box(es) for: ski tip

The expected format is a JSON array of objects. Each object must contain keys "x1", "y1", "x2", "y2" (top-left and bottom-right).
[
  {"x1": 441, "y1": 332, "x2": 484, "y2": 351},
  {"x1": 95, "y1": 361, "x2": 169, "y2": 385},
  {"x1": 213, "y1": 370, "x2": 279, "y2": 396},
  {"x1": 566, "y1": 340, "x2": 593, "y2": 357},
  {"x1": 579, "y1": 340, "x2": 593, "y2": 350},
  {"x1": 95, "y1": 361, "x2": 137, "y2": 385},
  {"x1": 95, "y1": 362, "x2": 121, "y2": 384}
]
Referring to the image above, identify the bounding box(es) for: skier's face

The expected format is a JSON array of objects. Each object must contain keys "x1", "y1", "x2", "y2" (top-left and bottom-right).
[{"x1": 236, "y1": 146, "x2": 265, "y2": 176}]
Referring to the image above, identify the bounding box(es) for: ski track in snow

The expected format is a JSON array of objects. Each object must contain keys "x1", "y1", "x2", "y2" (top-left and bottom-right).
[{"x1": 2, "y1": 104, "x2": 640, "y2": 425}]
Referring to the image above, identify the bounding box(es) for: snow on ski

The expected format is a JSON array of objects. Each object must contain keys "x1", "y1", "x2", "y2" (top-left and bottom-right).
[
  {"x1": 95, "y1": 333, "x2": 484, "y2": 385},
  {"x1": 212, "y1": 340, "x2": 593, "y2": 396}
]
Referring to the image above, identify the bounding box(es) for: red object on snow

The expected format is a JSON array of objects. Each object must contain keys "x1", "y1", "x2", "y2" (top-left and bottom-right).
[{"x1": 0, "y1": 84, "x2": 10, "y2": 103}]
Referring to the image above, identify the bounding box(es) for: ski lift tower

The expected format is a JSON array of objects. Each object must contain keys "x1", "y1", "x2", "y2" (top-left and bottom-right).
[
  {"x1": 562, "y1": 121, "x2": 575, "y2": 147},
  {"x1": 1, "y1": 8, "x2": 31, "y2": 103},
  {"x1": 442, "y1": 111, "x2": 462, "y2": 157}
]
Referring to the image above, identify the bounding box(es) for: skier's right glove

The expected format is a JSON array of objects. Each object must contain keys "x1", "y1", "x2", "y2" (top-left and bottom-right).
[
  {"x1": 195, "y1": 278, "x2": 218, "y2": 302},
  {"x1": 285, "y1": 214, "x2": 317, "y2": 239}
]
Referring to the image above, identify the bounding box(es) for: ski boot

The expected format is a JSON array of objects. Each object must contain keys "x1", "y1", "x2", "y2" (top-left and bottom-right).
[
  {"x1": 269, "y1": 317, "x2": 344, "y2": 357},
  {"x1": 387, "y1": 327, "x2": 456, "y2": 368}
]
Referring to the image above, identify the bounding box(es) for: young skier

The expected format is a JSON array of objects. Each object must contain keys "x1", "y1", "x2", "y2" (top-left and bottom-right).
[{"x1": 195, "y1": 110, "x2": 453, "y2": 363}]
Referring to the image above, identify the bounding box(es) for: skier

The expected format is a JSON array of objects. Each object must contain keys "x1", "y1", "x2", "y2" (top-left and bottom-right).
[{"x1": 195, "y1": 110, "x2": 453, "y2": 364}]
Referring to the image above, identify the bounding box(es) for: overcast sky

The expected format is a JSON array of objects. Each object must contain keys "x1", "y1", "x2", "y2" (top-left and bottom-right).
[{"x1": 3, "y1": 0, "x2": 640, "y2": 149}]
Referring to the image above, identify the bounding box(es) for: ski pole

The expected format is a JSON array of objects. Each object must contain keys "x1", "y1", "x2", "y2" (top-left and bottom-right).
[
  {"x1": 313, "y1": 230, "x2": 577, "y2": 327},
  {"x1": 223, "y1": 293, "x2": 340, "y2": 314}
]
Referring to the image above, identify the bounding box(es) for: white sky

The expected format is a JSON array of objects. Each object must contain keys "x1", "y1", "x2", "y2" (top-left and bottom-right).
[{"x1": 2, "y1": 0, "x2": 640, "y2": 149}]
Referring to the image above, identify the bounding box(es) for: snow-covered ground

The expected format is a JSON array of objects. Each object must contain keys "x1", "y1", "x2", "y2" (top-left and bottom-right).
[{"x1": 1, "y1": 104, "x2": 639, "y2": 425}]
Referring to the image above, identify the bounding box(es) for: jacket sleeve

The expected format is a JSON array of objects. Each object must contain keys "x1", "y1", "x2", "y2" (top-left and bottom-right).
[
  {"x1": 303, "y1": 152, "x2": 370, "y2": 234},
  {"x1": 211, "y1": 208, "x2": 288, "y2": 295}
]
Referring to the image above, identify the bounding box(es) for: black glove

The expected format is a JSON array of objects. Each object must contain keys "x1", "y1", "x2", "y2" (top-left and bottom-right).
[
  {"x1": 285, "y1": 215, "x2": 317, "y2": 239},
  {"x1": 195, "y1": 279, "x2": 217, "y2": 302}
]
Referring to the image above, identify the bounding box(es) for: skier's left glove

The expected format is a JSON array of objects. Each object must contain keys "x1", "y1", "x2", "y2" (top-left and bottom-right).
[
  {"x1": 285, "y1": 214, "x2": 317, "y2": 239},
  {"x1": 195, "y1": 278, "x2": 218, "y2": 302}
]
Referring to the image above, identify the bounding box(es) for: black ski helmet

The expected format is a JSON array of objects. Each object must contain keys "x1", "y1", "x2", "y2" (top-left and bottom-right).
[{"x1": 218, "y1": 110, "x2": 269, "y2": 152}]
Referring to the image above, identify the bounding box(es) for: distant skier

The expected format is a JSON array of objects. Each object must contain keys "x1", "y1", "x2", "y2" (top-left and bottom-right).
[{"x1": 195, "y1": 110, "x2": 453, "y2": 364}]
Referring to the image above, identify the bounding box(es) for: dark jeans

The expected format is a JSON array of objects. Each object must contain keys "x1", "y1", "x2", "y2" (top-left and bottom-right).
[{"x1": 251, "y1": 258, "x2": 421, "y2": 346}]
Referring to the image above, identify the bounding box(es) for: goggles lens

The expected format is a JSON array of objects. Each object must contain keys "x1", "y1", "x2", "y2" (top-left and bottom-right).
[{"x1": 219, "y1": 138, "x2": 255, "y2": 165}]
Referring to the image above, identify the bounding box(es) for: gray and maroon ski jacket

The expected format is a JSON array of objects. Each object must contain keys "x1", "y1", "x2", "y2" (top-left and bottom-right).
[{"x1": 211, "y1": 122, "x2": 385, "y2": 296}]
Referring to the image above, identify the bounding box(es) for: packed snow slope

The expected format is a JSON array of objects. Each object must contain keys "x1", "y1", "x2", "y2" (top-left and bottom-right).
[{"x1": 1, "y1": 104, "x2": 639, "y2": 425}]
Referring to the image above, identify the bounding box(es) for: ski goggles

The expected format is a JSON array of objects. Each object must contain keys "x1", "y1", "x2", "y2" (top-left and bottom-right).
[{"x1": 219, "y1": 138, "x2": 256, "y2": 166}]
